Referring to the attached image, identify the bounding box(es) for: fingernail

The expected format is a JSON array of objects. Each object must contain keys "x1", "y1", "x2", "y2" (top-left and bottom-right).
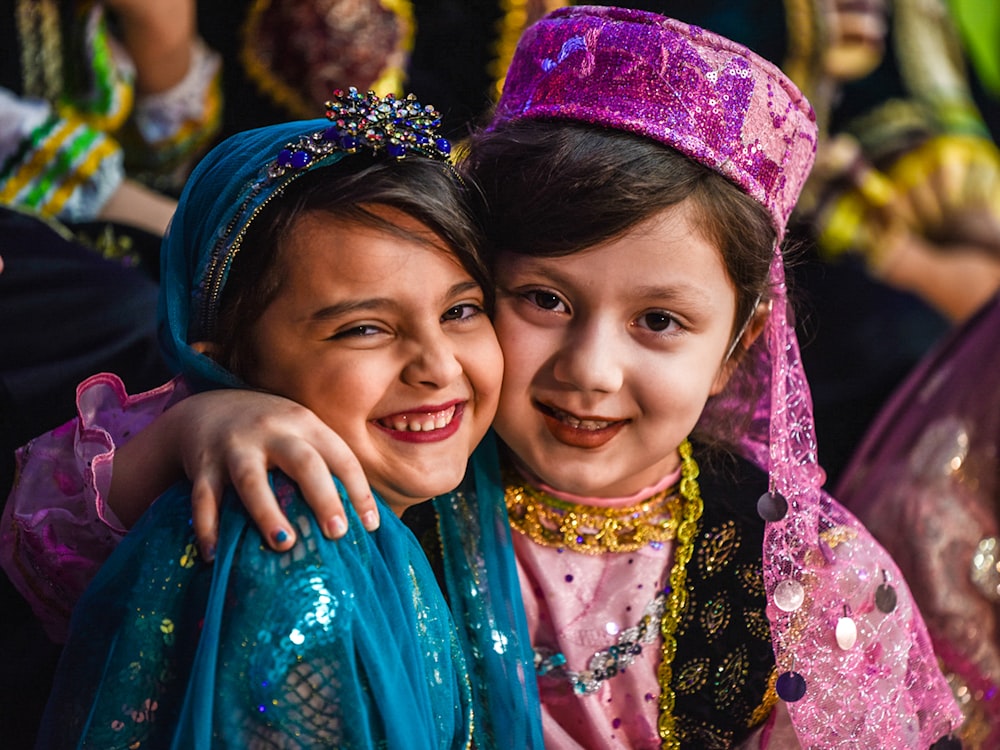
[
  {"x1": 202, "y1": 544, "x2": 216, "y2": 563},
  {"x1": 273, "y1": 528, "x2": 290, "y2": 545},
  {"x1": 328, "y1": 516, "x2": 348, "y2": 538},
  {"x1": 361, "y1": 510, "x2": 379, "y2": 531}
]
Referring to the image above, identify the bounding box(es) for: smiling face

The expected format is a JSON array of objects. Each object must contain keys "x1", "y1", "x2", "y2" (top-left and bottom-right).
[
  {"x1": 492, "y1": 201, "x2": 739, "y2": 497},
  {"x1": 246, "y1": 208, "x2": 503, "y2": 515}
]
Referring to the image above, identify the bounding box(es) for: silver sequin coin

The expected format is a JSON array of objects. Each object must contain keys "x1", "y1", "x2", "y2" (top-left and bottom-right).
[{"x1": 773, "y1": 579, "x2": 805, "y2": 612}]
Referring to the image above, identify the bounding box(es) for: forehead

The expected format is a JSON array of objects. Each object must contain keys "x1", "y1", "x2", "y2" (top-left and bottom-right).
[
  {"x1": 498, "y1": 203, "x2": 733, "y2": 291},
  {"x1": 275, "y1": 210, "x2": 471, "y2": 299}
]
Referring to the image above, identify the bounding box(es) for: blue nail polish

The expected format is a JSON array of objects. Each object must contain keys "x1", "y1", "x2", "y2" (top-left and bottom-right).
[{"x1": 274, "y1": 529, "x2": 289, "y2": 544}]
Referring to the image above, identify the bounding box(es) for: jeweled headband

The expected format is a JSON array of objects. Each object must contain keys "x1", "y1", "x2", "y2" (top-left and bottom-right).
[
  {"x1": 491, "y1": 5, "x2": 817, "y2": 239},
  {"x1": 196, "y1": 87, "x2": 452, "y2": 340}
]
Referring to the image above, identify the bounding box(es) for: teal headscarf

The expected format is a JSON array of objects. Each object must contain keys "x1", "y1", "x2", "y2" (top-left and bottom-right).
[
  {"x1": 158, "y1": 115, "x2": 345, "y2": 390},
  {"x1": 39, "y1": 97, "x2": 543, "y2": 749}
]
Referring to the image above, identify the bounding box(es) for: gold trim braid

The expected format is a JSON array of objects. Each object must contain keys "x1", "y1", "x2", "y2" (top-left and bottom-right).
[{"x1": 656, "y1": 438, "x2": 704, "y2": 749}]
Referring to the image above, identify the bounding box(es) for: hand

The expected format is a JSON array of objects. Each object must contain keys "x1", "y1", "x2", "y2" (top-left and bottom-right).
[
  {"x1": 111, "y1": 389, "x2": 378, "y2": 560},
  {"x1": 186, "y1": 391, "x2": 378, "y2": 558}
]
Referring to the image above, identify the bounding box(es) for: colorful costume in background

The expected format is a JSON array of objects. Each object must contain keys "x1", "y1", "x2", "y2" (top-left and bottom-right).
[
  {"x1": 0, "y1": 0, "x2": 221, "y2": 219},
  {"x1": 1, "y1": 6, "x2": 963, "y2": 749},
  {"x1": 30, "y1": 107, "x2": 543, "y2": 748},
  {"x1": 837, "y1": 292, "x2": 1000, "y2": 748}
]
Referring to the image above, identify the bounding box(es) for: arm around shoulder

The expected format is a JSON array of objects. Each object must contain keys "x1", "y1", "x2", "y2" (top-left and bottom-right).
[{"x1": 0, "y1": 372, "x2": 189, "y2": 641}]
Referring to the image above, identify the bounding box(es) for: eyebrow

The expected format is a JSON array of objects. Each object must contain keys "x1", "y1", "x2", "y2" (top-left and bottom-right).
[
  {"x1": 306, "y1": 280, "x2": 483, "y2": 322},
  {"x1": 509, "y1": 262, "x2": 714, "y2": 305},
  {"x1": 629, "y1": 283, "x2": 714, "y2": 306}
]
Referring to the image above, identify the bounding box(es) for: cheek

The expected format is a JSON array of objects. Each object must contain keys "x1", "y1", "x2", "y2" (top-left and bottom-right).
[{"x1": 467, "y1": 334, "x2": 504, "y2": 405}]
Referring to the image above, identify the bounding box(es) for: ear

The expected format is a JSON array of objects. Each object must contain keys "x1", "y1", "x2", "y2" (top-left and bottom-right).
[
  {"x1": 709, "y1": 301, "x2": 771, "y2": 395},
  {"x1": 190, "y1": 340, "x2": 221, "y2": 360}
]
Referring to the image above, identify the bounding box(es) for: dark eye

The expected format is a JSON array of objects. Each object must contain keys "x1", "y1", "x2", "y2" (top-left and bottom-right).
[
  {"x1": 526, "y1": 291, "x2": 564, "y2": 311},
  {"x1": 442, "y1": 303, "x2": 483, "y2": 322},
  {"x1": 331, "y1": 324, "x2": 384, "y2": 339},
  {"x1": 637, "y1": 311, "x2": 680, "y2": 333}
]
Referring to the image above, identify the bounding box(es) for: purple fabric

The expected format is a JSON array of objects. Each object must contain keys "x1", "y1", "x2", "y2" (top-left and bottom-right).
[
  {"x1": 0, "y1": 374, "x2": 187, "y2": 642},
  {"x1": 838, "y1": 293, "x2": 1000, "y2": 744},
  {"x1": 491, "y1": 4, "x2": 816, "y2": 239}
]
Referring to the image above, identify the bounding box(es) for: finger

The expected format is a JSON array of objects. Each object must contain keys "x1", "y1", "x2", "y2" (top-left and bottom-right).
[
  {"x1": 190, "y1": 467, "x2": 225, "y2": 562},
  {"x1": 274, "y1": 445, "x2": 350, "y2": 539},
  {"x1": 313, "y1": 435, "x2": 378, "y2": 532},
  {"x1": 228, "y1": 452, "x2": 296, "y2": 551}
]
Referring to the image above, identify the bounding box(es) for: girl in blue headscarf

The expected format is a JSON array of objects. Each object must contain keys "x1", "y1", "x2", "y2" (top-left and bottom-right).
[{"x1": 34, "y1": 89, "x2": 542, "y2": 749}]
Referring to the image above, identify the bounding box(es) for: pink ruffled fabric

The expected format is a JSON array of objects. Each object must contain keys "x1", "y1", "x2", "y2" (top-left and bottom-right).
[{"x1": 0, "y1": 373, "x2": 187, "y2": 642}]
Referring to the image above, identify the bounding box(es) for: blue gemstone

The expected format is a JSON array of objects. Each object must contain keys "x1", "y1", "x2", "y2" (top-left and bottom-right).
[
  {"x1": 323, "y1": 126, "x2": 340, "y2": 141},
  {"x1": 387, "y1": 142, "x2": 406, "y2": 158},
  {"x1": 435, "y1": 137, "x2": 451, "y2": 154},
  {"x1": 277, "y1": 149, "x2": 293, "y2": 167},
  {"x1": 290, "y1": 150, "x2": 311, "y2": 169},
  {"x1": 776, "y1": 671, "x2": 807, "y2": 702},
  {"x1": 339, "y1": 135, "x2": 358, "y2": 150}
]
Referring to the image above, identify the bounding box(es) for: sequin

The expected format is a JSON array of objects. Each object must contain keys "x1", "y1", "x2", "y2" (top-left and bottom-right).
[
  {"x1": 776, "y1": 671, "x2": 807, "y2": 702},
  {"x1": 756, "y1": 491, "x2": 788, "y2": 521},
  {"x1": 835, "y1": 614, "x2": 858, "y2": 650},
  {"x1": 875, "y1": 583, "x2": 898, "y2": 614},
  {"x1": 907, "y1": 416, "x2": 970, "y2": 479},
  {"x1": 773, "y1": 579, "x2": 805, "y2": 612},
  {"x1": 970, "y1": 536, "x2": 1000, "y2": 601}
]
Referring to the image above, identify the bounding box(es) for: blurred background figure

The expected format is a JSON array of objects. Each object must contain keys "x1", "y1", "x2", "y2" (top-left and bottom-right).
[
  {"x1": 837, "y1": 287, "x2": 1000, "y2": 749},
  {"x1": 1, "y1": 2, "x2": 219, "y2": 745}
]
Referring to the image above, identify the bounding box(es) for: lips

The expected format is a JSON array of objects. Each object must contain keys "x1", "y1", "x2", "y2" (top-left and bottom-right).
[
  {"x1": 373, "y1": 403, "x2": 464, "y2": 443},
  {"x1": 536, "y1": 401, "x2": 627, "y2": 449}
]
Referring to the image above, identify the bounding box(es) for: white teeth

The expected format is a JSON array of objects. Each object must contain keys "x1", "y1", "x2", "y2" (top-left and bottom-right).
[
  {"x1": 550, "y1": 406, "x2": 612, "y2": 431},
  {"x1": 383, "y1": 406, "x2": 456, "y2": 432}
]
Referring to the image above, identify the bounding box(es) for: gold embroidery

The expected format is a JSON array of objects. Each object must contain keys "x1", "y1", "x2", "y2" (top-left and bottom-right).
[
  {"x1": 674, "y1": 657, "x2": 711, "y2": 695},
  {"x1": 698, "y1": 520, "x2": 739, "y2": 576},
  {"x1": 656, "y1": 439, "x2": 705, "y2": 749},
  {"x1": 700, "y1": 594, "x2": 732, "y2": 641},
  {"x1": 748, "y1": 668, "x2": 780, "y2": 728},
  {"x1": 714, "y1": 645, "x2": 751, "y2": 708}
]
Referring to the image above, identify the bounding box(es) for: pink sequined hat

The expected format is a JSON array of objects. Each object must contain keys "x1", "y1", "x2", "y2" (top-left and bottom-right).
[{"x1": 492, "y1": 4, "x2": 818, "y2": 239}]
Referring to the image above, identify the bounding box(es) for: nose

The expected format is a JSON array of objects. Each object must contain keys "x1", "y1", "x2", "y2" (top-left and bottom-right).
[
  {"x1": 402, "y1": 327, "x2": 464, "y2": 387},
  {"x1": 550, "y1": 317, "x2": 624, "y2": 393}
]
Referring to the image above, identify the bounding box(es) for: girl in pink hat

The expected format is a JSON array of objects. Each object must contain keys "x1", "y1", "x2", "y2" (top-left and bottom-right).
[{"x1": 3, "y1": 6, "x2": 962, "y2": 748}]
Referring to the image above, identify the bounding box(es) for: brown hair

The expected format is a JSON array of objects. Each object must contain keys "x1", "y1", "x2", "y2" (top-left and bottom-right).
[{"x1": 463, "y1": 121, "x2": 775, "y2": 334}]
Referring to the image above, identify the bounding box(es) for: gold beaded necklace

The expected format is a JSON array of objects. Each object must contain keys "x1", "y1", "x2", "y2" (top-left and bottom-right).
[
  {"x1": 505, "y1": 476, "x2": 681, "y2": 555},
  {"x1": 503, "y1": 439, "x2": 704, "y2": 749}
]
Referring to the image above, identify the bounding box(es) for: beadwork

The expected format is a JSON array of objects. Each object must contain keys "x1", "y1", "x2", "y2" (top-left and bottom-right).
[
  {"x1": 505, "y1": 475, "x2": 681, "y2": 555},
  {"x1": 533, "y1": 590, "x2": 668, "y2": 694},
  {"x1": 269, "y1": 87, "x2": 451, "y2": 181}
]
